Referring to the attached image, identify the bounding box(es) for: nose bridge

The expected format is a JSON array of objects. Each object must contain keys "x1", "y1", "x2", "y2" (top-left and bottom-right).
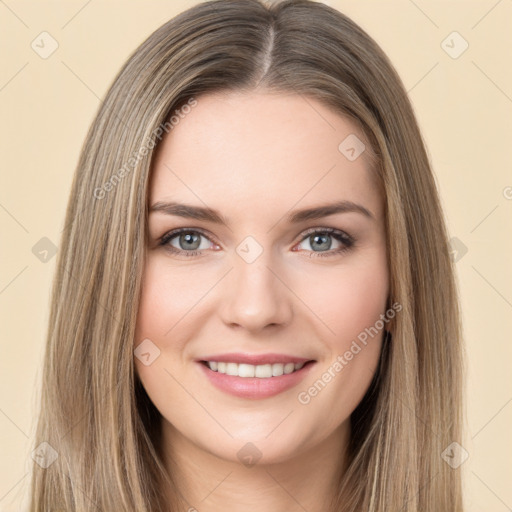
[{"x1": 219, "y1": 237, "x2": 292, "y2": 331}]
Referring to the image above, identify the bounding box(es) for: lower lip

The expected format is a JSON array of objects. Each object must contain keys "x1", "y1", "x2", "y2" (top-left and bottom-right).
[{"x1": 197, "y1": 361, "x2": 316, "y2": 399}]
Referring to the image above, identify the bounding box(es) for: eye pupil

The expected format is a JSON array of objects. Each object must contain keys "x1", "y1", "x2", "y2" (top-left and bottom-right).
[
  {"x1": 180, "y1": 232, "x2": 200, "y2": 250},
  {"x1": 311, "y1": 233, "x2": 331, "y2": 251}
]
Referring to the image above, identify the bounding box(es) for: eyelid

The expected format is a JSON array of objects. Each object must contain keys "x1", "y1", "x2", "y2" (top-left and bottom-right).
[
  {"x1": 159, "y1": 226, "x2": 351, "y2": 245},
  {"x1": 159, "y1": 227, "x2": 222, "y2": 249},
  {"x1": 295, "y1": 226, "x2": 354, "y2": 244}
]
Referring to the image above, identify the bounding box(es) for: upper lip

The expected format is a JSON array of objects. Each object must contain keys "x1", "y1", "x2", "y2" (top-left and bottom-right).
[{"x1": 196, "y1": 353, "x2": 315, "y2": 365}]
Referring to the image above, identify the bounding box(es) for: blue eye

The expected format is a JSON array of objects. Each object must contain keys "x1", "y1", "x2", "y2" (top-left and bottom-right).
[
  {"x1": 159, "y1": 227, "x2": 355, "y2": 258},
  {"x1": 294, "y1": 227, "x2": 354, "y2": 257},
  {"x1": 160, "y1": 228, "x2": 215, "y2": 257}
]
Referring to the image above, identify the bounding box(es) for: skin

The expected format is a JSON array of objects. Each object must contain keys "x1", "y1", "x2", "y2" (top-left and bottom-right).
[{"x1": 134, "y1": 90, "x2": 389, "y2": 512}]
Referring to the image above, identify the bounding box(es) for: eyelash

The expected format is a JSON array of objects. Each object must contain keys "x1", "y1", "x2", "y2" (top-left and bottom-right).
[{"x1": 158, "y1": 227, "x2": 355, "y2": 259}]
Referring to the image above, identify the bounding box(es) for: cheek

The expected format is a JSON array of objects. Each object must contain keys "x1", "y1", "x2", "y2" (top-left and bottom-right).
[
  {"x1": 133, "y1": 258, "x2": 204, "y2": 420},
  {"x1": 134, "y1": 256, "x2": 210, "y2": 346},
  {"x1": 133, "y1": 258, "x2": 195, "y2": 390},
  {"x1": 295, "y1": 250, "x2": 389, "y2": 346},
  {"x1": 297, "y1": 250, "x2": 388, "y2": 416},
  {"x1": 295, "y1": 253, "x2": 389, "y2": 427}
]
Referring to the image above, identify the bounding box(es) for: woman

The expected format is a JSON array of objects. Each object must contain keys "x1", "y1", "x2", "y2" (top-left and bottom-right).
[{"x1": 29, "y1": 0, "x2": 465, "y2": 510}]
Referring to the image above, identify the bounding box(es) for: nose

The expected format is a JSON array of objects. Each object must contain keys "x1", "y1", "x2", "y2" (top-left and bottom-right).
[{"x1": 217, "y1": 251, "x2": 293, "y2": 333}]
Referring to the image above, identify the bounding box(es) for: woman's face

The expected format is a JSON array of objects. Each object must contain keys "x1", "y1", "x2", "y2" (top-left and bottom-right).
[{"x1": 134, "y1": 91, "x2": 389, "y2": 466}]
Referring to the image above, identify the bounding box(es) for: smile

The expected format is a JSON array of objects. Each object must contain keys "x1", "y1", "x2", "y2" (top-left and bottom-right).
[
  {"x1": 203, "y1": 360, "x2": 306, "y2": 378},
  {"x1": 197, "y1": 359, "x2": 316, "y2": 399}
]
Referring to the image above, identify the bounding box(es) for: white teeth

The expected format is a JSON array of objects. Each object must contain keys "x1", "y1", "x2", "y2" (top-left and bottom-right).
[
  {"x1": 205, "y1": 360, "x2": 308, "y2": 378},
  {"x1": 226, "y1": 362, "x2": 238, "y2": 376},
  {"x1": 272, "y1": 364, "x2": 284, "y2": 377},
  {"x1": 255, "y1": 364, "x2": 272, "y2": 378},
  {"x1": 238, "y1": 364, "x2": 255, "y2": 378},
  {"x1": 284, "y1": 362, "x2": 295, "y2": 374}
]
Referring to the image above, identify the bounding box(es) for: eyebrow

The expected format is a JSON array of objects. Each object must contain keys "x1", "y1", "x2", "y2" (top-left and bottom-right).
[{"x1": 149, "y1": 200, "x2": 375, "y2": 226}]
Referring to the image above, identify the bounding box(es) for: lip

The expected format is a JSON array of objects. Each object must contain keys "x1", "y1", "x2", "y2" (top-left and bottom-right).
[
  {"x1": 195, "y1": 353, "x2": 313, "y2": 365},
  {"x1": 196, "y1": 358, "x2": 317, "y2": 400}
]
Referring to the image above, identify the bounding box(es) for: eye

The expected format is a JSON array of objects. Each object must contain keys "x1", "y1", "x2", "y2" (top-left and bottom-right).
[
  {"x1": 158, "y1": 227, "x2": 355, "y2": 258},
  {"x1": 159, "y1": 228, "x2": 219, "y2": 257},
  {"x1": 293, "y1": 227, "x2": 355, "y2": 258}
]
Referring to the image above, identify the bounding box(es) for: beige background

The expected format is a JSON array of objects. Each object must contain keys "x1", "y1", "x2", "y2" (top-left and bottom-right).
[{"x1": 1, "y1": 0, "x2": 511, "y2": 510}]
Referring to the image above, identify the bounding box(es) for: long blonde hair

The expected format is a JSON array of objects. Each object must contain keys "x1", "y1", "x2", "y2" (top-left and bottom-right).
[{"x1": 29, "y1": 0, "x2": 465, "y2": 510}]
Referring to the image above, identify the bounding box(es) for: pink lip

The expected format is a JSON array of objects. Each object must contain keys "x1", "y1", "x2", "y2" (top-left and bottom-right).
[
  {"x1": 196, "y1": 353, "x2": 313, "y2": 365},
  {"x1": 196, "y1": 359, "x2": 317, "y2": 400}
]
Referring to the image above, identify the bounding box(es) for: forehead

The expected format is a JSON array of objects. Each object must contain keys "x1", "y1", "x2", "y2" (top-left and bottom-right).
[{"x1": 149, "y1": 91, "x2": 383, "y2": 221}]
